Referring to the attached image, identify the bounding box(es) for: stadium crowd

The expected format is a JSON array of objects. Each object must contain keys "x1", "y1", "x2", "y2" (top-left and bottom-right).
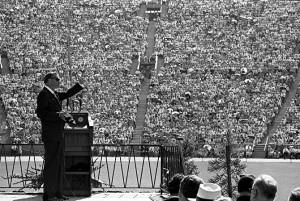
[
  {"x1": 143, "y1": 0, "x2": 300, "y2": 155},
  {"x1": 0, "y1": 0, "x2": 300, "y2": 160},
  {"x1": 0, "y1": 0, "x2": 148, "y2": 144}
]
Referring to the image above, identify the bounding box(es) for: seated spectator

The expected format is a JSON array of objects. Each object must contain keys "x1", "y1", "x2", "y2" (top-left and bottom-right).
[
  {"x1": 196, "y1": 183, "x2": 222, "y2": 201},
  {"x1": 166, "y1": 173, "x2": 185, "y2": 201},
  {"x1": 179, "y1": 175, "x2": 204, "y2": 201},
  {"x1": 237, "y1": 175, "x2": 255, "y2": 201},
  {"x1": 250, "y1": 174, "x2": 277, "y2": 201},
  {"x1": 288, "y1": 187, "x2": 300, "y2": 201}
]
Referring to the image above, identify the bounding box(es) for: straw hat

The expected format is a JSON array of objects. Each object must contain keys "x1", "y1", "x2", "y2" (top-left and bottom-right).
[{"x1": 196, "y1": 183, "x2": 222, "y2": 200}]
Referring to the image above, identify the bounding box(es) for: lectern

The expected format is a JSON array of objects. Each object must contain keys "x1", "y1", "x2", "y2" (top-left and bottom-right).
[{"x1": 63, "y1": 111, "x2": 93, "y2": 196}]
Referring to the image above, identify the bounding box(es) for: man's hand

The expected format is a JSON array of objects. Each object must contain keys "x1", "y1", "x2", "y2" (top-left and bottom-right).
[{"x1": 58, "y1": 111, "x2": 67, "y2": 121}]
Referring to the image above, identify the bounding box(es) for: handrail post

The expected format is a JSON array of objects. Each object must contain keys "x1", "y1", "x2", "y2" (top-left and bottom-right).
[
  {"x1": 264, "y1": 136, "x2": 269, "y2": 151},
  {"x1": 160, "y1": 144, "x2": 163, "y2": 195}
]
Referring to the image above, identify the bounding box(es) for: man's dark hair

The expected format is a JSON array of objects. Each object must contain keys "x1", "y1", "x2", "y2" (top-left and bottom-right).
[
  {"x1": 167, "y1": 173, "x2": 184, "y2": 195},
  {"x1": 43, "y1": 72, "x2": 56, "y2": 84},
  {"x1": 180, "y1": 175, "x2": 204, "y2": 199},
  {"x1": 289, "y1": 187, "x2": 300, "y2": 201},
  {"x1": 238, "y1": 175, "x2": 255, "y2": 193}
]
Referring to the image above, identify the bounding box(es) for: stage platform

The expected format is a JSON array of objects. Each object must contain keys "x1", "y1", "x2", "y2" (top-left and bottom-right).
[{"x1": 0, "y1": 192, "x2": 165, "y2": 201}]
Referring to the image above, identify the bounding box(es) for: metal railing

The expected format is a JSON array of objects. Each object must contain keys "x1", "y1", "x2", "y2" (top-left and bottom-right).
[{"x1": 0, "y1": 143, "x2": 184, "y2": 191}]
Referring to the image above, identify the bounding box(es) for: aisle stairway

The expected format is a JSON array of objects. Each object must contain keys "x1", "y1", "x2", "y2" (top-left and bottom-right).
[
  {"x1": 0, "y1": 104, "x2": 10, "y2": 143},
  {"x1": 160, "y1": 2, "x2": 168, "y2": 18},
  {"x1": 145, "y1": 21, "x2": 156, "y2": 58},
  {"x1": 0, "y1": 56, "x2": 11, "y2": 143},
  {"x1": 139, "y1": 3, "x2": 146, "y2": 18},
  {"x1": 131, "y1": 3, "x2": 161, "y2": 144},
  {"x1": 0, "y1": 56, "x2": 10, "y2": 75},
  {"x1": 131, "y1": 78, "x2": 151, "y2": 144},
  {"x1": 130, "y1": 56, "x2": 139, "y2": 75},
  {"x1": 253, "y1": 62, "x2": 300, "y2": 158},
  {"x1": 267, "y1": 69, "x2": 300, "y2": 138},
  {"x1": 156, "y1": 55, "x2": 164, "y2": 75}
]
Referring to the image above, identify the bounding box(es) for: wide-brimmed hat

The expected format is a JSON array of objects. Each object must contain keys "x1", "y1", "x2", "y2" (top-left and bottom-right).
[{"x1": 196, "y1": 183, "x2": 222, "y2": 200}]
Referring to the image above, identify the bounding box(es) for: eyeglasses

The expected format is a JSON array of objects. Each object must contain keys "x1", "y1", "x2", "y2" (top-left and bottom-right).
[{"x1": 49, "y1": 77, "x2": 60, "y2": 81}]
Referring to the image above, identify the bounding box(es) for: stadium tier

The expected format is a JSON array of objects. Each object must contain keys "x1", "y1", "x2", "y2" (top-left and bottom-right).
[{"x1": 0, "y1": 0, "x2": 300, "y2": 159}]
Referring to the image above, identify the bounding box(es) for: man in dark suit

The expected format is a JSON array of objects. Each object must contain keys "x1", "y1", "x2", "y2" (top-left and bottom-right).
[
  {"x1": 36, "y1": 72, "x2": 83, "y2": 201},
  {"x1": 237, "y1": 175, "x2": 255, "y2": 201},
  {"x1": 164, "y1": 173, "x2": 184, "y2": 201}
]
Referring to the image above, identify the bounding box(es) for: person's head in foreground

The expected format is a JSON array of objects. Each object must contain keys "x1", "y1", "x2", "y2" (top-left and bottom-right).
[
  {"x1": 288, "y1": 187, "x2": 300, "y2": 201},
  {"x1": 216, "y1": 197, "x2": 232, "y2": 201},
  {"x1": 237, "y1": 175, "x2": 255, "y2": 199},
  {"x1": 178, "y1": 175, "x2": 204, "y2": 201},
  {"x1": 167, "y1": 173, "x2": 185, "y2": 196},
  {"x1": 195, "y1": 183, "x2": 222, "y2": 201},
  {"x1": 250, "y1": 174, "x2": 277, "y2": 201}
]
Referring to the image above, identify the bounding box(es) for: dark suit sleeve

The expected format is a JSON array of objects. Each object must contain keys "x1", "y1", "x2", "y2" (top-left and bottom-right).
[
  {"x1": 57, "y1": 83, "x2": 83, "y2": 101},
  {"x1": 36, "y1": 90, "x2": 61, "y2": 122}
]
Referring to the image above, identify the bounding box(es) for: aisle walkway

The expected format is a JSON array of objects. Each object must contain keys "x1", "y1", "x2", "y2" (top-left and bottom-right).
[
  {"x1": 145, "y1": 21, "x2": 156, "y2": 58},
  {"x1": 266, "y1": 68, "x2": 300, "y2": 140},
  {"x1": 0, "y1": 57, "x2": 10, "y2": 75},
  {"x1": 0, "y1": 56, "x2": 11, "y2": 143},
  {"x1": 0, "y1": 104, "x2": 9, "y2": 143},
  {"x1": 130, "y1": 56, "x2": 139, "y2": 75},
  {"x1": 131, "y1": 3, "x2": 161, "y2": 143},
  {"x1": 131, "y1": 78, "x2": 151, "y2": 143}
]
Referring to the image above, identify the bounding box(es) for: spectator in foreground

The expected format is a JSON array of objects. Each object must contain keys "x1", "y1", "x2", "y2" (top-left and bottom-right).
[
  {"x1": 237, "y1": 175, "x2": 255, "y2": 201},
  {"x1": 196, "y1": 183, "x2": 222, "y2": 201},
  {"x1": 166, "y1": 173, "x2": 185, "y2": 201},
  {"x1": 288, "y1": 187, "x2": 300, "y2": 201},
  {"x1": 179, "y1": 175, "x2": 204, "y2": 201},
  {"x1": 216, "y1": 197, "x2": 232, "y2": 201},
  {"x1": 250, "y1": 174, "x2": 277, "y2": 201}
]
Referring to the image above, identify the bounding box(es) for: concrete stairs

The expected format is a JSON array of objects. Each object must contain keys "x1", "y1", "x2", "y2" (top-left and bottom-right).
[
  {"x1": 1, "y1": 57, "x2": 10, "y2": 75},
  {"x1": 0, "y1": 56, "x2": 11, "y2": 143},
  {"x1": 253, "y1": 60, "x2": 300, "y2": 157},
  {"x1": 130, "y1": 3, "x2": 160, "y2": 144},
  {"x1": 139, "y1": 3, "x2": 147, "y2": 18},
  {"x1": 265, "y1": 68, "x2": 300, "y2": 141},
  {"x1": 252, "y1": 144, "x2": 267, "y2": 158},
  {"x1": 160, "y1": 2, "x2": 168, "y2": 18},
  {"x1": 131, "y1": 78, "x2": 150, "y2": 144},
  {"x1": 145, "y1": 21, "x2": 156, "y2": 58},
  {"x1": 0, "y1": 104, "x2": 10, "y2": 143},
  {"x1": 130, "y1": 56, "x2": 139, "y2": 75},
  {"x1": 156, "y1": 55, "x2": 164, "y2": 75}
]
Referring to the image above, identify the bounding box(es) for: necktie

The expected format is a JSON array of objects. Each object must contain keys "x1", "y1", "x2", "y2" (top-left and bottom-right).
[{"x1": 54, "y1": 92, "x2": 60, "y2": 101}]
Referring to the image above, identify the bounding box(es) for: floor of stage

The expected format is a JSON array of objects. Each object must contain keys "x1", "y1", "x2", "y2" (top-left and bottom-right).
[{"x1": 0, "y1": 192, "x2": 165, "y2": 201}]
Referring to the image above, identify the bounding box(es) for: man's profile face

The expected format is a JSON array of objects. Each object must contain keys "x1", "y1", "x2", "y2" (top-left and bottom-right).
[{"x1": 250, "y1": 186, "x2": 257, "y2": 201}]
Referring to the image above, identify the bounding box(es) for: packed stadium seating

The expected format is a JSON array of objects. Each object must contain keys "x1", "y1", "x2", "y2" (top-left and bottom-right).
[
  {"x1": 144, "y1": 0, "x2": 300, "y2": 155},
  {"x1": 0, "y1": 0, "x2": 148, "y2": 143},
  {"x1": 0, "y1": 0, "x2": 300, "y2": 159}
]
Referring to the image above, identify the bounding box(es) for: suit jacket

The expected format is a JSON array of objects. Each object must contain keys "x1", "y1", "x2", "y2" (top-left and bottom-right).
[
  {"x1": 236, "y1": 195, "x2": 251, "y2": 201},
  {"x1": 36, "y1": 83, "x2": 83, "y2": 142},
  {"x1": 165, "y1": 196, "x2": 179, "y2": 201}
]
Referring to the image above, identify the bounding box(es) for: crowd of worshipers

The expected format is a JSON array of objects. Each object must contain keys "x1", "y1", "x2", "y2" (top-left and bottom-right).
[
  {"x1": 143, "y1": 0, "x2": 300, "y2": 152},
  {"x1": 163, "y1": 173, "x2": 300, "y2": 201},
  {"x1": 1, "y1": 0, "x2": 300, "y2": 156},
  {"x1": 0, "y1": 0, "x2": 149, "y2": 144}
]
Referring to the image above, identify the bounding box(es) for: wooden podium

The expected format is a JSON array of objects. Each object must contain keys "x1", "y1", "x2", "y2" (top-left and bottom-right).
[{"x1": 63, "y1": 111, "x2": 93, "y2": 196}]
